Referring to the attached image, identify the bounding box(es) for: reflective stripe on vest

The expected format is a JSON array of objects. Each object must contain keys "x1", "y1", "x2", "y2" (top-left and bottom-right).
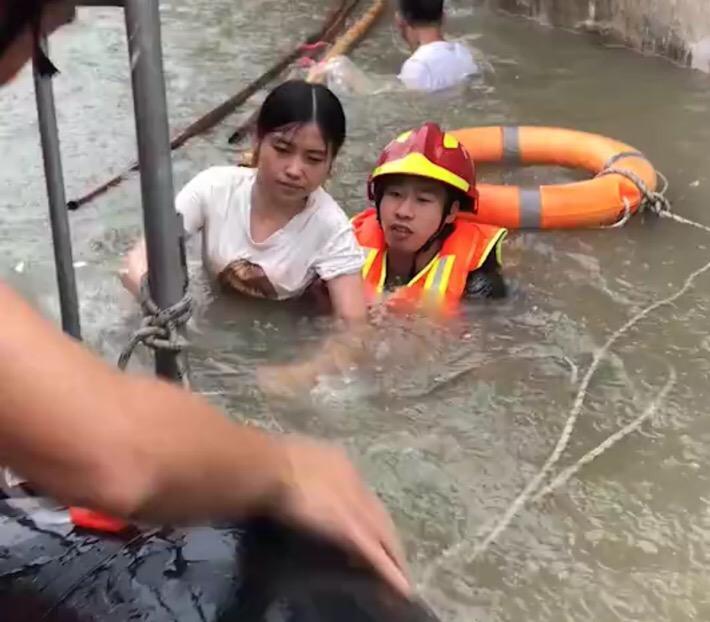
[
  {"x1": 362, "y1": 248, "x2": 381, "y2": 289},
  {"x1": 424, "y1": 254, "x2": 456, "y2": 301},
  {"x1": 361, "y1": 249, "x2": 460, "y2": 302}
]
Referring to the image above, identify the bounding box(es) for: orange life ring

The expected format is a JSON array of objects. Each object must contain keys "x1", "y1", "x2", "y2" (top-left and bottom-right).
[{"x1": 451, "y1": 126, "x2": 658, "y2": 229}]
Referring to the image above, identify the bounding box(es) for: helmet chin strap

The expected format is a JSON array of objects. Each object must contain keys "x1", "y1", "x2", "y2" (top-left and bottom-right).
[{"x1": 406, "y1": 203, "x2": 453, "y2": 280}]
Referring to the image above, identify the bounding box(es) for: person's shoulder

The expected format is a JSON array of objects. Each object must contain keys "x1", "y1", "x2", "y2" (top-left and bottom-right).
[
  {"x1": 402, "y1": 47, "x2": 430, "y2": 68},
  {"x1": 308, "y1": 187, "x2": 352, "y2": 229},
  {"x1": 180, "y1": 166, "x2": 254, "y2": 218},
  {"x1": 409, "y1": 40, "x2": 450, "y2": 61},
  {"x1": 450, "y1": 41, "x2": 477, "y2": 63},
  {"x1": 436, "y1": 40, "x2": 479, "y2": 76},
  {"x1": 398, "y1": 54, "x2": 430, "y2": 89},
  {"x1": 192, "y1": 165, "x2": 254, "y2": 188}
]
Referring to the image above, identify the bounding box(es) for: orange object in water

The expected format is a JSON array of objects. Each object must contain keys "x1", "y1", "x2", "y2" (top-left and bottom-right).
[
  {"x1": 450, "y1": 126, "x2": 658, "y2": 229},
  {"x1": 69, "y1": 507, "x2": 129, "y2": 533},
  {"x1": 353, "y1": 207, "x2": 505, "y2": 315}
]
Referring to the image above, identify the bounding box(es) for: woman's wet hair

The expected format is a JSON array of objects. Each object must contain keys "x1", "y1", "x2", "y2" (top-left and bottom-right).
[
  {"x1": 256, "y1": 80, "x2": 347, "y2": 158},
  {"x1": 398, "y1": 0, "x2": 444, "y2": 26}
]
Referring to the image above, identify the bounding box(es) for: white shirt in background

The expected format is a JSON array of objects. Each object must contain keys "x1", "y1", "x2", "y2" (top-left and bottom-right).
[
  {"x1": 176, "y1": 166, "x2": 364, "y2": 300},
  {"x1": 398, "y1": 40, "x2": 479, "y2": 92}
]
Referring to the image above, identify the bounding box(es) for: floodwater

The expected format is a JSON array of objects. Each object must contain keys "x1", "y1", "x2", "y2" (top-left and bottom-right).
[{"x1": 2, "y1": 1, "x2": 710, "y2": 621}]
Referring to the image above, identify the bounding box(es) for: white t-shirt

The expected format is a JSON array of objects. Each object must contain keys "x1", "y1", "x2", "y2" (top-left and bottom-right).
[
  {"x1": 176, "y1": 166, "x2": 364, "y2": 300},
  {"x1": 398, "y1": 41, "x2": 479, "y2": 92}
]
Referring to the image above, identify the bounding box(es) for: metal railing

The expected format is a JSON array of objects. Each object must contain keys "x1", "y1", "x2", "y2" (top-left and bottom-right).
[{"x1": 34, "y1": 0, "x2": 188, "y2": 382}]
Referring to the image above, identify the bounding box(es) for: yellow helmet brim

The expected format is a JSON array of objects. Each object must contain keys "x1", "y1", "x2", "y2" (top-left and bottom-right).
[{"x1": 371, "y1": 152, "x2": 470, "y2": 194}]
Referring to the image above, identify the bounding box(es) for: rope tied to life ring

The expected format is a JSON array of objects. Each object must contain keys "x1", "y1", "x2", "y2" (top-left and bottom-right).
[{"x1": 596, "y1": 151, "x2": 672, "y2": 227}]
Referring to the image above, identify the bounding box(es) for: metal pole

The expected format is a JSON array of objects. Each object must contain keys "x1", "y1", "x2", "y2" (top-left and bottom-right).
[
  {"x1": 124, "y1": 0, "x2": 188, "y2": 382},
  {"x1": 33, "y1": 38, "x2": 82, "y2": 341}
]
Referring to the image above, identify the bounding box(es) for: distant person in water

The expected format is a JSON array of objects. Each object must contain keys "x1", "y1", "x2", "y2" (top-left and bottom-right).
[
  {"x1": 312, "y1": 0, "x2": 478, "y2": 93},
  {"x1": 394, "y1": 0, "x2": 479, "y2": 91},
  {"x1": 122, "y1": 80, "x2": 367, "y2": 325}
]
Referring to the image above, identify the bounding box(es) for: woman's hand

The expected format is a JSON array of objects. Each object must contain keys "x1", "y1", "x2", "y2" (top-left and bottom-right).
[
  {"x1": 326, "y1": 272, "x2": 368, "y2": 325},
  {"x1": 119, "y1": 238, "x2": 148, "y2": 299}
]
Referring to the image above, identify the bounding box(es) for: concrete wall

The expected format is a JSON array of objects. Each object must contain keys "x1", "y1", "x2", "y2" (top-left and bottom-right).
[{"x1": 489, "y1": 0, "x2": 710, "y2": 71}]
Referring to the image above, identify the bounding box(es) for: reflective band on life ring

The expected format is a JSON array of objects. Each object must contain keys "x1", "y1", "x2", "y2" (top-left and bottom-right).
[{"x1": 451, "y1": 126, "x2": 658, "y2": 229}]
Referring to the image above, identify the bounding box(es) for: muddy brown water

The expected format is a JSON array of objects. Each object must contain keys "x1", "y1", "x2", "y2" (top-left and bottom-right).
[{"x1": 2, "y1": 2, "x2": 710, "y2": 620}]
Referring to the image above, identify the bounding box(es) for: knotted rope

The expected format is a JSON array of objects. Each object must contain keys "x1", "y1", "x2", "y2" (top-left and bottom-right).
[{"x1": 118, "y1": 277, "x2": 192, "y2": 386}]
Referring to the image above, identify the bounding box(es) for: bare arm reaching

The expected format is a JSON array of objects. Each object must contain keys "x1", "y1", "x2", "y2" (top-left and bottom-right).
[{"x1": 0, "y1": 281, "x2": 409, "y2": 595}]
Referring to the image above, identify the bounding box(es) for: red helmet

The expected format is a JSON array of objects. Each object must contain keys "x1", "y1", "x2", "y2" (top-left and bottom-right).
[{"x1": 367, "y1": 122, "x2": 478, "y2": 207}]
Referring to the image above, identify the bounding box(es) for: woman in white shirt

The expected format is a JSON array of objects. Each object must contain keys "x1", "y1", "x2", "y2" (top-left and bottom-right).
[{"x1": 122, "y1": 80, "x2": 367, "y2": 324}]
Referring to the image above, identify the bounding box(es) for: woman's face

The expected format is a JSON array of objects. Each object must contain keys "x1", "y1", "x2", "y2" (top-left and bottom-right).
[
  {"x1": 0, "y1": 1, "x2": 75, "y2": 85},
  {"x1": 254, "y1": 122, "x2": 333, "y2": 206}
]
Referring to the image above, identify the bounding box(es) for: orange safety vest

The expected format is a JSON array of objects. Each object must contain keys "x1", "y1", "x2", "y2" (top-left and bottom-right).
[{"x1": 352, "y1": 208, "x2": 507, "y2": 314}]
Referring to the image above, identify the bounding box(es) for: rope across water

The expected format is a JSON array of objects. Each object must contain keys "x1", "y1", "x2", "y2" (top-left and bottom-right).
[{"x1": 421, "y1": 168, "x2": 710, "y2": 593}]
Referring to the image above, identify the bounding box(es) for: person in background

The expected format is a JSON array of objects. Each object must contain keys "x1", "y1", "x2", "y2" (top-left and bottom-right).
[
  {"x1": 122, "y1": 79, "x2": 367, "y2": 325},
  {"x1": 0, "y1": 0, "x2": 409, "y2": 596},
  {"x1": 394, "y1": 0, "x2": 478, "y2": 91},
  {"x1": 312, "y1": 0, "x2": 479, "y2": 93}
]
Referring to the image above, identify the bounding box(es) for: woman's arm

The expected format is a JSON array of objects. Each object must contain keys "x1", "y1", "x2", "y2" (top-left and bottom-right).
[
  {"x1": 256, "y1": 273, "x2": 372, "y2": 396},
  {"x1": 325, "y1": 272, "x2": 368, "y2": 325},
  {"x1": 120, "y1": 237, "x2": 148, "y2": 298},
  {"x1": 258, "y1": 259, "x2": 507, "y2": 397},
  {"x1": 120, "y1": 169, "x2": 212, "y2": 298}
]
